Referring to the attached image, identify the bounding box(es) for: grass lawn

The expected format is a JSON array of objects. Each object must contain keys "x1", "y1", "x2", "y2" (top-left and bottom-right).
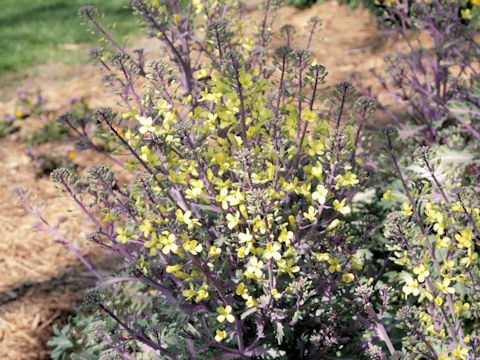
[{"x1": 0, "y1": 0, "x2": 139, "y2": 77}]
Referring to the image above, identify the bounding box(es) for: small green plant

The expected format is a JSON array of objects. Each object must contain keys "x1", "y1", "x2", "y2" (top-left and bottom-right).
[
  {"x1": 48, "y1": 313, "x2": 102, "y2": 360},
  {"x1": 338, "y1": 0, "x2": 380, "y2": 12},
  {"x1": 26, "y1": 150, "x2": 77, "y2": 177},
  {"x1": 285, "y1": 0, "x2": 317, "y2": 8},
  {"x1": 0, "y1": 118, "x2": 20, "y2": 138},
  {"x1": 30, "y1": 121, "x2": 71, "y2": 144}
]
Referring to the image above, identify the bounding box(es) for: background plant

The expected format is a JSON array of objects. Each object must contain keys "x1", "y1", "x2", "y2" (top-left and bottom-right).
[
  {"x1": 362, "y1": 0, "x2": 480, "y2": 146},
  {"x1": 1, "y1": 91, "x2": 103, "y2": 177},
  {"x1": 377, "y1": 131, "x2": 480, "y2": 360}
]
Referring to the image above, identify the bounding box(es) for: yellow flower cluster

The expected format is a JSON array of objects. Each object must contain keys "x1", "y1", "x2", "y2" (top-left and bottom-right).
[
  {"x1": 387, "y1": 193, "x2": 479, "y2": 358},
  {"x1": 96, "y1": 5, "x2": 369, "y2": 348},
  {"x1": 109, "y1": 62, "x2": 366, "y2": 345}
]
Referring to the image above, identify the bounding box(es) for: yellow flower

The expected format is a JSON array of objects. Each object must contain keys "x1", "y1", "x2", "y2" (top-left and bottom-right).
[
  {"x1": 303, "y1": 206, "x2": 318, "y2": 222},
  {"x1": 301, "y1": 109, "x2": 318, "y2": 123},
  {"x1": 253, "y1": 215, "x2": 268, "y2": 234},
  {"x1": 278, "y1": 227, "x2": 294, "y2": 246},
  {"x1": 402, "y1": 202, "x2": 413, "y2": 217},
  {"x1": 245, "y1": 295, "x2": 257, "y2": 308},
  {"x1": 192, "y1": 0, "x2": 204, "y2": 14},
  {"x1": 452, "y1": 344, "x2": 470, "y2": 360},
  {"x1": 183, "y1": 239, "x2": 203, "y2": 255},
  {"x1": 236, "y1": 282, "x2": 249, "y2": 299},
  {"x1": 175, "y1": 209, "x2": 202, "y2": 229},
  {"x1": 182, "y1": 283, "x2": 196, "y2": 300},
  {"x1": 451, "y1": 202, "x2": 464, "y2": 212},
  {"x1": 328, "y1": 257, "x2": 341, "y2": 273},
  {"x1": 138, "y1": 255, "x2": 148, "y2": 275},
  {"x1": 122, "y1": 109, "x2": 138, "y2": 119},
  {"x1": 226, "y1": 189, "x2": 244, "y2": 207},
  {"x1": 351, "y1": 255, "x2": 364, "y2": 270},
  {"x1": 434, "y1": 296, "x2": 444, "y2": 306},
  {"x1": 242, "y1": 37, "x2": 255, "y2": 52},
  {"x1": 208, "y1": 246, "x2": 222, "y2": 258},
  {"x1": 277, "y1": 258, "x2": 300, "y2": 277},
  {"x1": 436, "y1": 235, "x2": 451, "y2": 249},
  {"x1": 136, "y1": 115, "x2": 156, "y2": 134},
  {"x1": 237, "y1": 245, "x2": 252, "y2": 259},
  {"x1": 326, "y1": 219, "x2": 341, "y2": 231},
  {"x1": 460, "y1": 248, "x2": 478, "y2": 268},
  {"x1": 245, "y1": 257, "x2": 264, "y2": 280},
  {"x1": 433, "y1": 221, "x2": 446, "y2": 235},
  {"x1": 336, "y1": 171, "x2": 359, "y2": 188},
  {"x1": 139, "y1": 220, "x2": 154, "y2": 237},
  {"x1": 173, "y1": 13, "x2": 181, "y2": 24},
  {"x1": 312, "y1": 184, "x2": 328, "y2": 205},
  {"x1": 226, "y1": 211, "x2": 241, "y2": 229},
  {"x1": 217, "y1": 305, "x2": 235, "y2": 323},
  {"x1": 425, "y1": 201, "x2": 443, "y2": 224},
  {"x1": 166, "y1": 264, "x2": 182, "y2": 274},
  {"x1": 144, "y1": 233, "x2": 163, "y2": 255},
  {"x1": 422, "y1": 288, "x2": 433, "y2": 302},
  {"x1": 455, "y1": 227, "x2": 474, "y2": 249},
  {"x1": 333, "y1": 198, "x2": 351, "y2": 215},
  {"x1": 382, "y1": 189, "x2": 394, "y2": 202},
  {"x1": 454, "y1": 301, "x2": 470, "y2": 316},
  {"x1": 199, "y1": 88, "x2": 222, "y2": 103},
  {"x1": 195, "y1": 69, "x2": 210, "y2": 79},
  {"x1": 67, "y1": 151, "x2": 76, "y2": 161},
  {"x1": 402, "y1": 276, "x2": 420, "y2": 297},
  {"x1": 160, "y1": 233, "x2": 179, "y2": 254},
  {"x1": 215, "y1": 329, "x2": 227, "y2": 342},
  {"x1": 341, "y1": 273, "x2": 355, "y2": 283},
  {"x1": 15, "y1": 109, "x2": 24, "y2": 118},
  {"x1": 456, "y1": 273, "x2": 472, "y2": 283},
  {"x1": 263, "y1": 242, "x2": 282, "y2": 261},
  {"x1": 186, "y1": 179, "x2": 204, "y2": 199},
  {"x1": 271, "y1": 289, "x2": 282, "y2": 299},
  {"x1": 412, "y1": 264, "x2": 430, "y2": 283},
  {"x1": 311, "y1": 163, "x2": 323, "y2": 178},
  {"x1": 216, "y1": 187, "x2": 230, "y2": 210},
  {"x1": 238, "y1": 229, "x2": 254, "y2": 244},
  {"x1": 442, "y1": 260, "x2": 455, "y2": 273},
  {"x1": 435, "y1": 278, "x2": 455, "y2": 295},
  {"x1": 115, "y1": 227, "x2": 129, "y2": 244},
  {"x1": 195, "y1": 284, "x2": 209, "y2": 302},
  {"x1": 313, "y1": 252, "x2": 330, "y2": 262}
]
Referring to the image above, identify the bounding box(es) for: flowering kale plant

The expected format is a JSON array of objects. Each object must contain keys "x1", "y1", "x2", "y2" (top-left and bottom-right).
[
  {"x1": 36, "y1": 0, "x2": 480, "y2": 359},
  {"x1": 47, "y1": 0, "x2": 386, "y2": 358},
  {"x1": 369, "y1": 128, "x2": 479, "y2": 360},
  {"x1": 366, "y1": 0, "x2": 480, "y2": 146}
]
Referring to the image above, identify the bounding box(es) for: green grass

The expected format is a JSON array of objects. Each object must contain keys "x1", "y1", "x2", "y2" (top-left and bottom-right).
[{"x1": 0, "y1": 0, "x2": 139, "y2": 76}]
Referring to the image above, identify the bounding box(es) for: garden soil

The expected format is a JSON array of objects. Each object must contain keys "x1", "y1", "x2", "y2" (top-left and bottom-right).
[{"x1": 0, "y1": 1, "x2": 409, "y2": 358}]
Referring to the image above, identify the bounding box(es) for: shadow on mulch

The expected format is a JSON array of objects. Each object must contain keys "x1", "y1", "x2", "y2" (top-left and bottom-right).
[{"x1": 0, "y1": 254, "x2": 120, "y2": 360}]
